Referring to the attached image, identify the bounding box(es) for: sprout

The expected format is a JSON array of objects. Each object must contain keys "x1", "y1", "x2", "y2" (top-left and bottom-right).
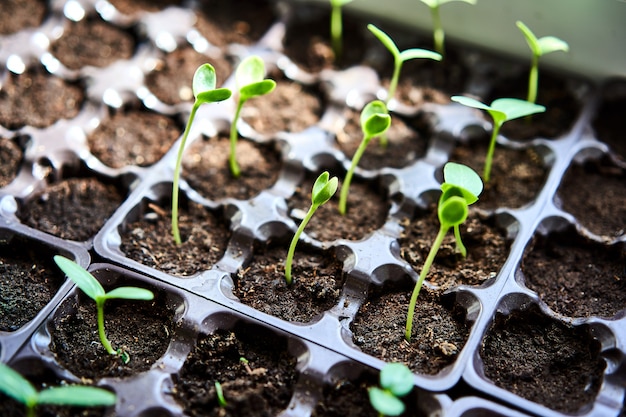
[
  {"x1": 450, "y1": 96, "x2": 545, "y2": 182},
  {"x1": 285, "y1": 171, "x2": 338, "y2": 285},
  {"x1": 329, "y1": 0, "x2": 354, "y2": 60},
  {"x1": 0, "y1": 363, "x2": 116, "y2": 417},
  {"x1": 405, "y1": 162, "x2": 482, "y2": 341},
  {"x1": 368, "y1": 363, "x2": 414, "y2": 416},
  {"x1": 516, "y1": 20, "x2": 569, "y2": 104},
  {"x1": 215, "y1": 381, "x2": 227, "y2": 407},
  {"x1": 230, "y1": 55, "x2": 276, "y2": 178},
  {"x1": 419, "y1": 0, "x2": 477, "y2": 56},
  {"x1": 171, "y1": 63, "x2": 232, "y2": 245},
  {"x1": 54, "y1": 255, "x2": 154, "y2": 358},
  {"x1": 338, "y1": 100, "x2": 391, "y2": 215}
]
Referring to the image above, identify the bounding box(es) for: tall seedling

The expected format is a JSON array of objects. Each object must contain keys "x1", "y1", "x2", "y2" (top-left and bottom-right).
[
  {"x1": 329, "y1": 0, "x2": 354, "y2": 60},
  {"x1": 405, "y1": 162, "x2": 482, "y2": 341},
  {"x1": 419, "y1": 0, "x2": 477, "y2": 56},
  {"x1": 516, "y1": 20, "x2": 569, "y2": 104},
  {"x1": 230, "y1": 55, "x2": 276, "y2": 178},
  {"x1": 171, "y1": 64, "x2": 232, "y2": 245}
]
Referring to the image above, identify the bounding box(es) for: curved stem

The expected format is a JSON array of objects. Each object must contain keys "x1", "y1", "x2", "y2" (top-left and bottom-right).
[
  {"x1": 453, "y1": 224, "x2": 466, "y2": 257},
  {"x1": 172, "y1": 102, "x2": 200, "y2": 245},
  {"x1": 230, "y1": 99, "x2": 244, "y2": 179},
  {"x1": 339, "y1": 135, "x2": 372, "y2": 215},
  {"x1": 285, "y1": 203, "x2": 318, "y2": 285},
  {"x1": 483, "y1": 121, "x2": 502, "y2": 183},
  {"x1": 405, "y1": 225, "x2": 448, "y2": 341},
  {"x1": 96, "y1": 299, "x2": 115, "y2": 354}
]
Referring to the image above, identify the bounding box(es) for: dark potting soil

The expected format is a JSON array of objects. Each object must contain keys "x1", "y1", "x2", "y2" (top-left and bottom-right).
[
  {"x1": 50, "y1": 286, "x2": 175, "y2": 380},
  {"x1": 87, "y1": 106, "x2": 180, "y2": 168},
  {"x1": 0, "y1": 0, "x2": 47, "y2": 35},
  {"x1": 286, "y1": 171, "x2": 389, "y2": 242},
  {"x1": 521, "y1": 227, "x2": 626, "y2": 319},
  {"x1": 556, "y1": 158, "x2": 626, "y2": 238},
  {"x1": 593, "y1": 79, "x2": 626, "y2": 163},
  {"x1": 335, "y1": 107, "x2": 427, "y2": 171},
  {"x1": 120, "y1": 200, "x2": 231, "y2": 276},
  {"x1": 145, "y1": 45, "x2": 233, "y2": 106},
  {"x1": 399, "y1": 209, "x2": 512, "y2": 290},
  {"x1": 311, "y1": 370, "x2": 425, "y2": 417},
  {"x1": 234, "y1": 242, "x2": 344, "y2": 323},
  {"x1": 106, "y1": 0, "x2": 182, "y2": 14},
  {"x1": 480, "y1": 303, "x2": 606, "y2": 414},
  {"x1": 18, "y1": 177, "x2": 124, "y2": 241},
  {"x1": 173, "y1": 323, "x2": 298, "y2": 417},
  {"x1": 49, "y1": 16, "x2": 135, "y2": 70},
  {"x1": 450, "y1": 140, "x2": 548, "y2": 210},
  {"x1": 194, "y1": 0, "x2": 277, "y2": 48},
  {"x1": 0, "y1": 136, "x2": 22, "y2": 187},
  {"x1": 0, "y1": 68, "x2": 84, "y2": 130},
  {"x1": 0, "y1": 238, "x2": 65, "y2": 331},
  {"x1": 351, "y1": 283, "x2": 470, "y2": 375},
  {"x1": 183, "y1": 135, "x2": 282, "y2": 202}
]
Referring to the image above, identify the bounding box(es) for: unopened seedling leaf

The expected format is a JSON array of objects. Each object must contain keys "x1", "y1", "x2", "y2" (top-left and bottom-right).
[
  {"x1": 380, "y1": 363, "x2": 414, "y2": 397},
  {"x1": 442, "y1": 161, "x2": 483, "y2": 203},
  {"x1": 369, "y1": 387, "x2": 405, "y2": 416},
  {"x1": 361, "y1": 100, "x2": 391, "y2": 137},
  {"x1": 312, "y1": 172, "x2": 339, "y2": 206}
]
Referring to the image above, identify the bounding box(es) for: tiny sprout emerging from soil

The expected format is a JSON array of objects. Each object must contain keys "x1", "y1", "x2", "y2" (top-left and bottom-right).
[
  {"x1": 0, "y1": 363, "x2": 116, "y2": 417},
  {"x1": 214, "y1": 381, "x2": 227, "y2": 407},
  {"x1": 419, "y1": 0, "x2": 477, "y2": 56},
  {"x1": 285, "y1": 171, "x2": 338, "y2": 285},
  {"x1": 230, "y1": 55, "x2": 277, "y2": 178},
  {"x1": 368, "y1": 363, "x2": 414, "y2": 416},
  {"x1": 405, "y1": 162, "x2": 482, "y2": 342},
  {"x1": 450, "y1": 95, "x2": 545, "y2": 182},
  {"x1": 516, "y1": 20, "x2": 569, "y2": 104},
  {"x1": 171, "y1": 63, "x2": 232, "y2": 245},
  {"x1": 53, "y1": 255, "x2": 155, "y2": 357},
  {"x1": 338, "y1": 100, "x2": 391, "y2": 215},
  {"x1": 329, "y1": 0, "x2": 354, "y2": 60}
]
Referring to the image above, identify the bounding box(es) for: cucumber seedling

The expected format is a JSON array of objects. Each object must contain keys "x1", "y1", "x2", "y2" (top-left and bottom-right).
[
  {"x1": 285, "y1": 171, "x2": 338, "y2": 284},
  {"x1": 516, "y1": 20, "x2": 569, "y2": 104},
  {"x1": 0, "y1": 363, "x2": 116, "y2": 417},
  {"x1": 419, "y1": 0, "x2": 477, "y2": 56},
  {"x1": 450, "y1": 95, "x2": 545, "y2": 182},
  {"x1": 368, "y1": 362, "x2": 414, "y2": 416},
  {"x1": 230, "y1": 55, "x2": 276, "y2": 178},
  {"x1": 171, "y1": 63, "x2": 232, "y2": 245},
  {"x1": 405, "y1": 162, "x2": 482, "y2": 341},
  {"x1": 54, "y1": 255, "x2": 155, "y2": 360},
  {"x1": 338, "y1": 100, "x2": 391, "y2": 215},
  {"x1": 329, "y1": 0, "x2": 354, "y2": 60}
]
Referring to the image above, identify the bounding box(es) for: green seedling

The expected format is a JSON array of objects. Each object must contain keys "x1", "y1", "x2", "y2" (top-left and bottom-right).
[
  {"x1": 516, "y1": 20, "x2": 569, "y2": 104},
  {"x1": 230, "y1": 55, "x2": 276, "y2": 178},
  {"x1": 338, "y1": 100, "x2": 391, "y2": 215},
  {"x1": 54, "y1": 255, "x2": 155, "y2": 357},
  {"x1": 368, "y1": 363, "x2": 414, "y2": 416},
  {"x1": 368, "y1": 24, "x2": 441, "y2": 104},
  {"x1": 405, "y1": 162, "x2": 482, "y2": 341},
  {"x1": 285, "y1": 171, "x2": 338, "y2": 285},
  {"x1": 0, "y1": 363, "x2": 116, "y2": 417},
  {"x1": 450, "y1": 96, "x2": 545, "y2": 182},
  {"x1": 329, "y1": 0, "x2": 354, "y2": 60},
  {"x1": 215, "y1": 381, "x2": 227, "y2": 407},
  {"x1": 171, "y1": 63, "x2": 232, "y2": 245},
  {"x1": 420, "y1": 0, "x2": 477, "y2": 56}
]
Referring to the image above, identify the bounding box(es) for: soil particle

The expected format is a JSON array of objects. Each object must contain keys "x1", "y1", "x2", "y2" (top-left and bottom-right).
[
  {"x1": 0, "y1": 137, "x2": 23, "y2": 187},
  {"x1": 0, "y1": 0, "x2": 47, "y2": 35}
]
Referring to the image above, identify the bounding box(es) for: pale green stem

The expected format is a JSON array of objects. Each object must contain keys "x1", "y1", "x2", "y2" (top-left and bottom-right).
[
  {"x1": 405, "y1": 225, "x2": 448, "y2": 341},
  {"x1": 230, "y1": 99, "x2": 245, "y2": 179},
  {"x1": 26, "y1": 405, "x2": 35, "y2": 417},
  {"x1": 339, "y1": 135, "x2": 372, "y2": 214},
  {"x1": 331, "y1": 4, "x2": 342, "y2": 60},
  {"x1": 483, "y1": 120, "x2": 502, "y2": 183},
  {"x1": 96, "y1": 299, "x2": 115, "y2": 355},
  {"x1": 453, "y1": 224, "x2": 466, "y2": 257},
  {"x1": 171, "y1": 102, "x2": 200, "y2": 245},
  {"x1": 431, "y1": 5, "x2": 445, "y2": 56},
  {"x1": 527, "y1": 53, "x2": 539, "y2": 104},
  {"x1": 285, "y1": 203, "x2": 319, "y2": 285}
]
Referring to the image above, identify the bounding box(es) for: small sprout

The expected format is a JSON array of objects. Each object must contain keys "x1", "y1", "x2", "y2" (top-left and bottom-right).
[
  {"x1": 171, "y1": 63, "x2": 232, "y2": 245},
  {"x1": 230, "y1": 55, "x2": 276, "y2": 178},
  {"x1": 368, "y1": 363, "x2": 414, "y2": 416},
  {"x1": 450, "y1": 96, "x2": 545, "y2": 182},
  {"x1": 420, "y1": 0, "x2": 477, "y2": 56},
  {"x1": 215, "y1": 381, "x2": 227, "y2": 407},
  {"x1": 285, "y1": 171, "x2": 338, "y2": 285},
  {"x1": 329, "y1": 0, "x2": 354, "y2": 60},
  {"x1": 516, "y1": 20, "x2": 569, "y2": 104},
  {"x1": 54, "y1": 255, "x2": 155, "y2": 356},
  {"x1": 0, "y1": 363, "x2": 116, "y2": 417},
  {"x1": 405, "y1": 163, "x2": 482, "y2": 341},
  {"x1": 338, "y1": 100, "x2": 391, "y2": 215}
]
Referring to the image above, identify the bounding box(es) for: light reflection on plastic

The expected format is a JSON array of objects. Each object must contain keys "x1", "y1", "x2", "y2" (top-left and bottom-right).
[
  {"x1": 95, "y1": 0, "x2": 116, "y2": 21},
  {"x1": 32, "y1": 32, "x2": 50, "y2": 49},
  {"x1": 103, "y1": 88, "x2": 123, "y2": 108},
  {"x1": 156, "y1": 32, "x2": 177, "y2": 53},
  {"x1": 7, "y1": 55, "x2": 26, "y2": 74},
  {"x1": 64, "y1": 0, "x2": 86, "y2": 22},
  {"x1": 41, "y1": 53, "x2": 61, "y2": 74}
]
